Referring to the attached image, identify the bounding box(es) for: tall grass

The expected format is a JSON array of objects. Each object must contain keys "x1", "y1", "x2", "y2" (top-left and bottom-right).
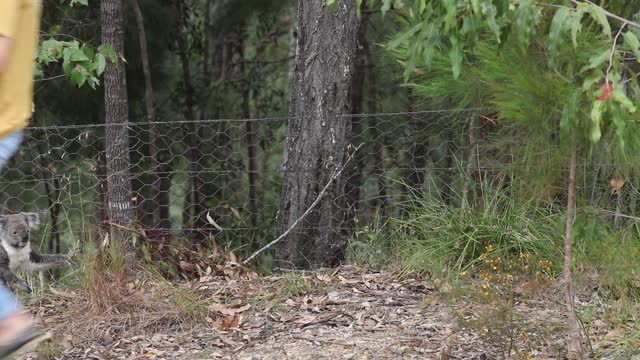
[{"x1": 391, "y1": 183, "x2": 563, "y2": 277}]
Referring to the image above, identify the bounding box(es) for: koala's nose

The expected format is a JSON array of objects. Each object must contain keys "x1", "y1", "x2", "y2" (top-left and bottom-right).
[{"x1": 21, "y1": 234, "x2": 28, "y2": 242}]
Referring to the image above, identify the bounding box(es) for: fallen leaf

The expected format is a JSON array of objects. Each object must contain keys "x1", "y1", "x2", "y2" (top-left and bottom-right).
[
  {"x1": 219, "y1": 315, "x2": 239, "y2": 331},
  {"x1": 208, "y1": 303, "x2": 251, "y2": 316},
  {"x1": 206, "y1": 212, "x2": 223, "y2": 231},
  {"x1": 228, "y1": 251, "x2": 237, "y2": 263},
  {"x1": 223, "y1": 204, "x2": 242, "y2": 220},
  {"x1": 440, "y1": 345, "x2": 451, "y2": 360},
  {"x1": 604, "y1": 327, "x2": 625, "y2": 340},
  {"x1": 610, "y1": 169, "x2": 625, "y2": 195},
  {"x1": 179, "y1": 260, "x2": 196, "y2": 273}
]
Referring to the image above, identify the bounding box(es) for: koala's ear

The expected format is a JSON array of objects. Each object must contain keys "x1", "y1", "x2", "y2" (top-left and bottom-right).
[
  {"x1": 0, "y1": 216, "x2": 6, "y2": 229},
  {"x1": 21, "y1": 213, "x2": 40, "y2": 230}
]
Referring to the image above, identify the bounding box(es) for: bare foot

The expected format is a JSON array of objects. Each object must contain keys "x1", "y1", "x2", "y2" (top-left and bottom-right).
[{"x1": 0, "y1": 311, "x2": 35, "y2": 346}]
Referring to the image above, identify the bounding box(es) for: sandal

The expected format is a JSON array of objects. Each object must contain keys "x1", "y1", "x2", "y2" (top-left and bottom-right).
[{"x1": 0, "y1": 328, "x2": 43, "y2": 359}]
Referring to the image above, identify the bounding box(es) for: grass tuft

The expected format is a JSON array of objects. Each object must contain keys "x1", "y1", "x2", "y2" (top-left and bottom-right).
[{"x1": 390, "y1": 184, "x2": 563, "y2": 277}]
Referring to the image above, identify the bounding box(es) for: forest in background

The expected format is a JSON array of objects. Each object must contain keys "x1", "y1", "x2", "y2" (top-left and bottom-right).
[
  {"x1": 5, "y1": 0, "x2": 640, "y2": 358},
  {"x1": 8, "y1": 0, "x2": 421, "y2": 267}
]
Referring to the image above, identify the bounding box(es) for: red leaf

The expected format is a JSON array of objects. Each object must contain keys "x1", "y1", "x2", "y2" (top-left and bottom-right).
[{"x1": 597, "y1": 82, "x2": 613, "y2": 101}]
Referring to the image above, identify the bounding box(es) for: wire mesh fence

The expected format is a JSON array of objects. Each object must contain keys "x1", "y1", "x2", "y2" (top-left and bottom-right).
[{"x1": 0, "y1": 108, "x2": 629, "y2": 255}]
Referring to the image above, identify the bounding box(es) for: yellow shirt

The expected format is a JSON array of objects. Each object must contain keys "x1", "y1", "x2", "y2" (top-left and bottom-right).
[{"x1": 0, "y1": 0, "x2": 41, "y2": 139}]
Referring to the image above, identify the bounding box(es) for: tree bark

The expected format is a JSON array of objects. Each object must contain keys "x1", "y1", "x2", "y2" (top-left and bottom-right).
[
  {"x1": 364, "y1": 34, "x2": 386, "y2": 219},
  {"x1": 404, "y1": 89, "x2": 427, "y2": 199},
  {"x1": 239, "y1": 42, "x2": 259, "y2": 233},
  {"x1": 132, "y1": 0, "x2": 163, "y2": 229},
  {"x1": 275, "y1": 0, "x2": 358, "y2": 270},
  {"x1": 564, "y1": 136, "x2": 584, "y2": 360},
  {"x1": 176, "y1": 1, "x2": 207, "y2": 243},
  {"x1": 344, "y1": 5, "x2": 369, "y2": 235},
  {"x1": 101, "y1": 0, "x2": 134, "y2": 231},
  {"x1": 35, "y1": 134, "x2": 61, "y2": 254},
  {"x1": 46, "y1": 175, "x2": 61, "y2": 254},
  {"x1": 95, "y1": 151, "x2": 109, "y2": 235},
  {"x1": 286, "y1": 3, "x2": 297, "y2": 93}
]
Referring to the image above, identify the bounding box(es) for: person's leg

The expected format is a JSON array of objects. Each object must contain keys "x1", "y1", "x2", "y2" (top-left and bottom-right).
[
  {"x1": 0, "y1": 130, "x2": 23, "y2": 170},
  {"x1": 0, "y1": 285, "x2": 21, "y2": 321},
  {"x1": 0, "y1": 129, "x2": 40, "y2": 356},
  {"x1": 0, "y1": 129, "x2": 25, "y2": 319}
]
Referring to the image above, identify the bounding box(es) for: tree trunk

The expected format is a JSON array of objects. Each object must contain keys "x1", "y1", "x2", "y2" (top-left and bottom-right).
[
  {"x1": 245, "y1": 118, "x2": 258, "y2": 230},
  {"x1": 176, "y1": 2, "x2": 207, "y2": 243},
  {"x1": 565, "y1": 136, "x2": 584, "y2": 359},
  {"x1": 36, "y1": 142, "x2": 60, "y2": 254},
  {"x1": 238, "y1": 41, "x2": 259, "y2": 234},
  {"x1": 367, "y1": 116, "x2": 386, "y2": 218},
  {"x1": 95, "y1": 151, "x2": 109, "y2": 236},
  {"x1": 47, "y1": 176, "x2": 61, "y2": 254},
  {"x1": 132, "y1": 0, "x2": 163, "y2": 229},
  {"x1": 101, "y1": 0, "x2": 134, "y2": 231},
  {"x1": 404, "y1": 89, "x2": 427, "y2": 198},
  {"x1": 286, "y1": 3, "x2": 297, "y2": 93},
  {"x1": 364, "y1": 34, "x2": 386, "y2": 219},
  {"x1": 31, "y1": 117, "x2": 61, "y2": 254},
  {"x1": 275, "y1": 0, "x2": 358, "y2": 270},
  {"x1": 344, "y1": 5, "x2": 369, "y2": 235}
]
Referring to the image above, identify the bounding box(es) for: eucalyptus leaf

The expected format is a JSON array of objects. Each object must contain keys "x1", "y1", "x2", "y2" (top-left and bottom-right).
[
  {"x1": 581, "y1": 48, "x2": 610, "y2": 73},
  {"x1": 387, "y1": 22, "x2": 422, "y2": 50},
  {"x1": 590, "y1": 101, "x2": 603, "y2": 143},
  {"x1": 623, "y1": 31, "x2": 640, "y2": 63}
]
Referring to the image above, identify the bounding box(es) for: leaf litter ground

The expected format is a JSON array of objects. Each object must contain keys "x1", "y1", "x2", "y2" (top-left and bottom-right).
[{"x1": 13, "y1": 265, "x2": 628, "y2": 359}]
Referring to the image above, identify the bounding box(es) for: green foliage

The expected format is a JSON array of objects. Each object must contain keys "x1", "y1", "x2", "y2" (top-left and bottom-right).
[
  {"x1": 390, "y1": 13, "x2": 640, "y2": 199},
  {"x1": 456, "y1": 302, "x2": 552, "y2": 358},
  {"x1": 391, "y1": 183, "x2": 562, "y2": 277},
  {"x1": 35, "y1": 1, "x2": 116, "y2": 89},
  {"x1": 273, "y1": 273, "x2": 313, "y2": 299},
  {"x1": 68, "y1": 0, "x2": 89, "y2": 6},
  {"x1": 346, "y1": 225, "x2": 397, "y2": 267},
  {"x1": 574, "y1": 220, "x2": 640, "y2": 302},
  {"x1": 36, "y1": 39, "x2": 117, "y2": 89},
  {"x1": 332, "y1": 0, "x2": 640, "y2": 155}
]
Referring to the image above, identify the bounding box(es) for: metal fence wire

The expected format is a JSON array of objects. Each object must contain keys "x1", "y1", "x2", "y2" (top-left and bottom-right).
[{"x1": 0, "y1": 108, "x2": 626, "y2": 254}]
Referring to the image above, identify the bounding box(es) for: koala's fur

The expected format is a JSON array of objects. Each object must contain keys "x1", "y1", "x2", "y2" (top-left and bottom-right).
[{"x1": 0, "y1": 212, "x2": 75, "y2": 292}]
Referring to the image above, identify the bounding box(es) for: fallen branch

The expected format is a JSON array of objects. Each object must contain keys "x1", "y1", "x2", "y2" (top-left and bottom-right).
[
  {"x1": 292, "y1": 334, "x2": 355, "y2": 347},
  {"x1": 102, "y1": 220, "x2": 149, "y2": 240},
  {"x1": 243, "y1": 144, "x2": 362, "y2": 265}
]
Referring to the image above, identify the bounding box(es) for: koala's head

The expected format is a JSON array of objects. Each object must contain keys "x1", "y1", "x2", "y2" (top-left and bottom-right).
[{"x1": 0, "y1": 213, "x2": 40, "y2": 248}]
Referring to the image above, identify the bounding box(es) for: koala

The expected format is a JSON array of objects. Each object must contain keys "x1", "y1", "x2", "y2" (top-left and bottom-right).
[{"x1": 0, "y1": 212, "x2": 76, "y2": 292}]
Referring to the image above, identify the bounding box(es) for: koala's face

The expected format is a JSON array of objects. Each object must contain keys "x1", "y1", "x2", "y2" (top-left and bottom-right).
[{"x1": 0, "y1": 213, "x2": 40, "y2": 248}]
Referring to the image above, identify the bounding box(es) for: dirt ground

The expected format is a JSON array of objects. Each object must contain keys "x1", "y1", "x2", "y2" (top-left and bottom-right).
[{"x1": 13, "y1": 266, "x2": 622, "y2": 360}]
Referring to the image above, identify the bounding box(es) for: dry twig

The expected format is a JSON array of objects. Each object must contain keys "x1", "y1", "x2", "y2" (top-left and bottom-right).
[{"x1": 243, "y1": 144, "x2": 362, "y2": 265}]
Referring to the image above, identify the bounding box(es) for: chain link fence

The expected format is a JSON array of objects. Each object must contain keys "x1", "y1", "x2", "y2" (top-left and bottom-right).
[{"x1": 0, "y1": 108, "x2": 627, "y2": 255}]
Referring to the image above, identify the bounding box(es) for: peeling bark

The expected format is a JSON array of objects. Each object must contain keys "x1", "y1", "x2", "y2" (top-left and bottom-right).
[
  {"x1": 100, "y1": 0, "x2": 134, "y2": 245},
  {"x1": 275, "y1": 0, "x2": 358, "y2": 270}
]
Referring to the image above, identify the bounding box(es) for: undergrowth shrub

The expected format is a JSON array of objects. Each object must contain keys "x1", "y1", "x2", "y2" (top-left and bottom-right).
[
  {"x1": 455, "y1": 243, "x2": 559, "y2": 358},
  {"x1": 572, "y1": 209, "x2": 640, "y2": 303},
  {"x1": 64, "y1": 236, "x2": 211, "y2": 332},
  {"x1": 346, "y1": 225, "x2": 398, "y2": 267},
  {"x1": 391, "y1": 186, "x2": 563, "y2": 277}
]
